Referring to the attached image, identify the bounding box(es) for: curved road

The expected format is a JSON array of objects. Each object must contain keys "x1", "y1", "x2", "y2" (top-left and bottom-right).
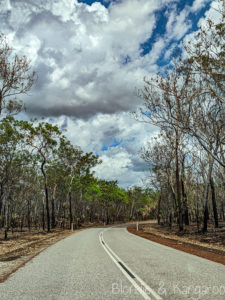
[{"x1": 0, "y1": 225, "x2": 225, "y2": 299}]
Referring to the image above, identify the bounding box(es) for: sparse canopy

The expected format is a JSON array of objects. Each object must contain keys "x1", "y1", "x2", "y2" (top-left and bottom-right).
[{"x1": 0, "y1": 33, "x2": 35, "y2": 115}]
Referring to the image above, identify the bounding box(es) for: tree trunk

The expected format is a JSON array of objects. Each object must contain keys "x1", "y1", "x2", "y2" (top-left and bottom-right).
[
  {"x1": 42, "y1": 198, "x2": 45, "y2": 231},
  {"x1": 202, "y1": 159, "x2": 213, "y2": 233},
  {"x1": 44, "y1": 182, "x2": 50, "y2": 232},
  {"x1": 69, "y1": 190, "x2": 73, "y2": 229},
  {"x1": 68, "y1": 175, "x2": 74, "y2": 230},
  {"x1": 175, "y1": 130, "x2": 183, "y2": 231},
  {"x1": 221, "y1": 202, "x2": 225, "y2": 221},
  {"x1": 157, "y1": 192, "x2": 161, "y2": 225},
  {"x1": 196, "y1": 201, "x2": 200, "y2": 232},
  {"x1": 130, "y1": 197, "x2": 135, "y2": 220},
  {"x1": 181, "y1": 157, "x2": 189, "y2": 226},
  {"x1": 41, "y1": 159, "x2": 50, "y2": 232},
  {"x1": 106, "y1": 207, "x2": 110, "y2": 224},
  {"x1": 1, "y1": 203, "x2": 5, "y2": 228},
  {"x1": 4, "y1": 203, "x2": 9, "y2": 240},
  {"x1": 20, "y1": 216, "x2": 24, "y2": 232},
  {"x1": 27, "y1": 199, "x2": 31, "y2": 231},
  {"x1": 0, "y1": 182, "x2": 3, "y2": 217},
  {"x1": 210, "y1": 176, "x2": 219, "y2": 228},
  {"x1": 51, "y1": 184, "x2": 57, "y2": 229},
  {"x1": 203, "y1": 204, "x2": 209, "y2": 233}
]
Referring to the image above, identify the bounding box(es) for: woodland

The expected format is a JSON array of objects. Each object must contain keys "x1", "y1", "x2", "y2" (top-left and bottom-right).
[
  {"x1": 139, "y1": 0, "x2": 225, "y2": 233},
  {"x1": 0, "y1": 0, "x2": 225, "y2": 240}
]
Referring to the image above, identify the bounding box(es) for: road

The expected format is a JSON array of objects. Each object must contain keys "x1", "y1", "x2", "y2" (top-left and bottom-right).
[{"x1": 0, "y1": 225, "x2": 225, "y2": 299}]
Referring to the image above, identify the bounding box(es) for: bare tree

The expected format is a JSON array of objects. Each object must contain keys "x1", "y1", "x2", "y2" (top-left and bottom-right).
[{"x1": 0, "y1": 33, "x2": 35, "y2": 115}]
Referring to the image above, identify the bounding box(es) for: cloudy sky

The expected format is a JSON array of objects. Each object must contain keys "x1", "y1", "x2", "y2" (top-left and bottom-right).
[{"x1": 0, "y1": 0, "x2": 217, "y2": 188}]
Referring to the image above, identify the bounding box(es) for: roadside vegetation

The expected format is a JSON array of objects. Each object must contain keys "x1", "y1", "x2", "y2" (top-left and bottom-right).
[
  {"x1": 137, "y1": 0, "x2": 225, "y2": 234},
  {"x1": 0, "y1": 115, "x2": 155, "y2": 240}
]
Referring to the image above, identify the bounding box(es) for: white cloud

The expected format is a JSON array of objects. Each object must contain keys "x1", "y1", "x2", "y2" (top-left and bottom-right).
[
  {"x1": 50, "y1": 112, "x2": 158, "y2": 187},
  {"x1": 166, "y1": 6, "x2": 192, "y2": 41},
  {"x1": 191, "y1": 0, "x2": 211, "y2": 12}
]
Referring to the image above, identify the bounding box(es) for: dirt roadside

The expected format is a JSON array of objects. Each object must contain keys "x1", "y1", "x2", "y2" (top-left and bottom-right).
[{"x1": 127, "y1": 222, "x2": 225, "y2": 266}]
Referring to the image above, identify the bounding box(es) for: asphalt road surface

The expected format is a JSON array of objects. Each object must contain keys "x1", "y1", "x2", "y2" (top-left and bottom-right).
[{"x1": 0, "y1": 225, "x2": 225, "y2": 300}]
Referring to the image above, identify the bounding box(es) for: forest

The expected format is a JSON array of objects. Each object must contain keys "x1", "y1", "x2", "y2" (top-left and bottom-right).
[{"x1": 0, "y1": 115, "x2": 155, "y2": 239}]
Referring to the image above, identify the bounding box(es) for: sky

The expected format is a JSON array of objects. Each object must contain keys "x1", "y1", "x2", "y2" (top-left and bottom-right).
[{"x1": 0, "y1": 0, "x2": 218, "y2": 188}]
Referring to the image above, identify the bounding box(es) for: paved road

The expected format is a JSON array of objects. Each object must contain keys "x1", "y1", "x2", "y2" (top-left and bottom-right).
[{"x1": 0, "y1": 225, "x2": 225, "y2": 299}]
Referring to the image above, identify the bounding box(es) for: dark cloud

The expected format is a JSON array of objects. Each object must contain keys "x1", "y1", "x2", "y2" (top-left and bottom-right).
[
  {"x1": 130, "y1": 156, "x2": 151, "y2": 172},
  {"x1": 25, "y1": 97, "x2": 135, "y2": 119},
  {"x1": 103, "y1": 126, "x2": 121, "y2": 137},
  {"x1": 32, "y1": 62, "x2": 53, "y2": 90}
]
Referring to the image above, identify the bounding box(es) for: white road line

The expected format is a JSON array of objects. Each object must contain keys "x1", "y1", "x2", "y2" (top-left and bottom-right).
[
  {"x1": 99, "y1": 230, "x2": 162, "y2": 300},
  {"x1": 99, "y1": 233, "x2": 151, "y2": 300}
]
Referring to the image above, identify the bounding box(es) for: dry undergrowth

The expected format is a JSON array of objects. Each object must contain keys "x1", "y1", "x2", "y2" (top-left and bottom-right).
[{"x1": 143, "y1": 222, "x2": 225, "y2": 252}]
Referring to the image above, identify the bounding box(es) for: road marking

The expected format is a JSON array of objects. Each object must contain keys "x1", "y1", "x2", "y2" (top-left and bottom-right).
[
  {"x1": 99, "y1": 230, "x2": 162, "y2": 300},
  {"x1": 118, "y1": 261, "x2": 135, "y2": 279}
]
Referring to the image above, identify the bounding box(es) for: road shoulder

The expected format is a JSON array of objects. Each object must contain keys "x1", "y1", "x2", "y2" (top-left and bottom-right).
[
  {"x1": 0, "y1": 229, "x2": 83, "y2": 283},
  {"x1": 127, "y1": 224, "x2": 225, "y2": 266}
]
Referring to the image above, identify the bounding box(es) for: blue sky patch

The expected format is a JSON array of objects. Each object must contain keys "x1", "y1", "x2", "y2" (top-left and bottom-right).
[
  {"x1": 140, "y1": 0, "x2": 212, "y2": 65},
  {"x1": 101, "y1": 138, "x2": 122, "y2": 151},
  {"x1": 78, "y1": 0, "x2": 113, "y2": 8}
]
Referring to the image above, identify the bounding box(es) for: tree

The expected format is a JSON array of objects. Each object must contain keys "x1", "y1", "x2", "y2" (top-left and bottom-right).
[
  {"x1": 57, "y1": 137, "x2": 82, "y2": 229},
  {"x1": 0, "y1": 116, "x2": 32, "y2": 238},
  {"x1": 0, "y1": 33, "x2": 35, "y2": 115},
  {"x1": 137, "y1": 65, "x2": 191, "y2": 231},
  {"x1": 138, "y1": 46, "x2": 224, "y2": 232},
  {"x1": 183, "y1": 0, "x2": 225, "y2": 104},
  {"x1": 22, "y1": 121, "x2": 61, "y2": 232}
]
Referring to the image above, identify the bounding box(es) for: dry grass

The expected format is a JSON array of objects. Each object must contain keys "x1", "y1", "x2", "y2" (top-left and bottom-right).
[
  {"x1": 143, "y1": 221, "x2": 225, "y2": 252},
  {"x1": 0, "y1": 229, "x2": 71, "y2": 260}
]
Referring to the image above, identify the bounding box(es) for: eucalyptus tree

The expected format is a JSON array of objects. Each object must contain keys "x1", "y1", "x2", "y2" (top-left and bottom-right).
[
  {"x1": 13, "y1": 161, "x2": 40, "y2": 231},
  {"x1": 175, "y1": 0, "x2": 225, "y2": 171},
  {"x1": 138, "y1": 62, "x2": 224, "y2": 232},
  {"x1": 75, "y1": 152, "x2": 101, "y2": 223},
  {"x1": 141, "y1": 132, "x2": 182, "y2": 226},
  {"x1": 46, "y1": 161, "x2": 67, "y2": 228},
  {"x1": 0, "y1": 33, "x2": 35, "y2": 115},
  {"x1": 110, "y1": 185, "x2": 127, "y2": 222},
  {"x1": 127, "y1": 186, "x2": 153, "y2": 221},
  {"x1": 21, "y1": 121, "x2": 61, "y2": 232},
  {"x1": 138, "y1": 65, "x2": 193, "y2": 230},
  {"x1": 183, "y1": 0, "x2": 225, "y2": 105},
  {"x1": 98, "y1": 180, "x2": 117, "y2": 224},
  {"x1": 83, "y1": 176, "x2": 102, "y2": 222},
  {"x1": 0, "y1": 117, "x2": 26, "y2": 218},
  {"x1": 56, "y1": 137, "x2": 83, "y2": 228}
]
